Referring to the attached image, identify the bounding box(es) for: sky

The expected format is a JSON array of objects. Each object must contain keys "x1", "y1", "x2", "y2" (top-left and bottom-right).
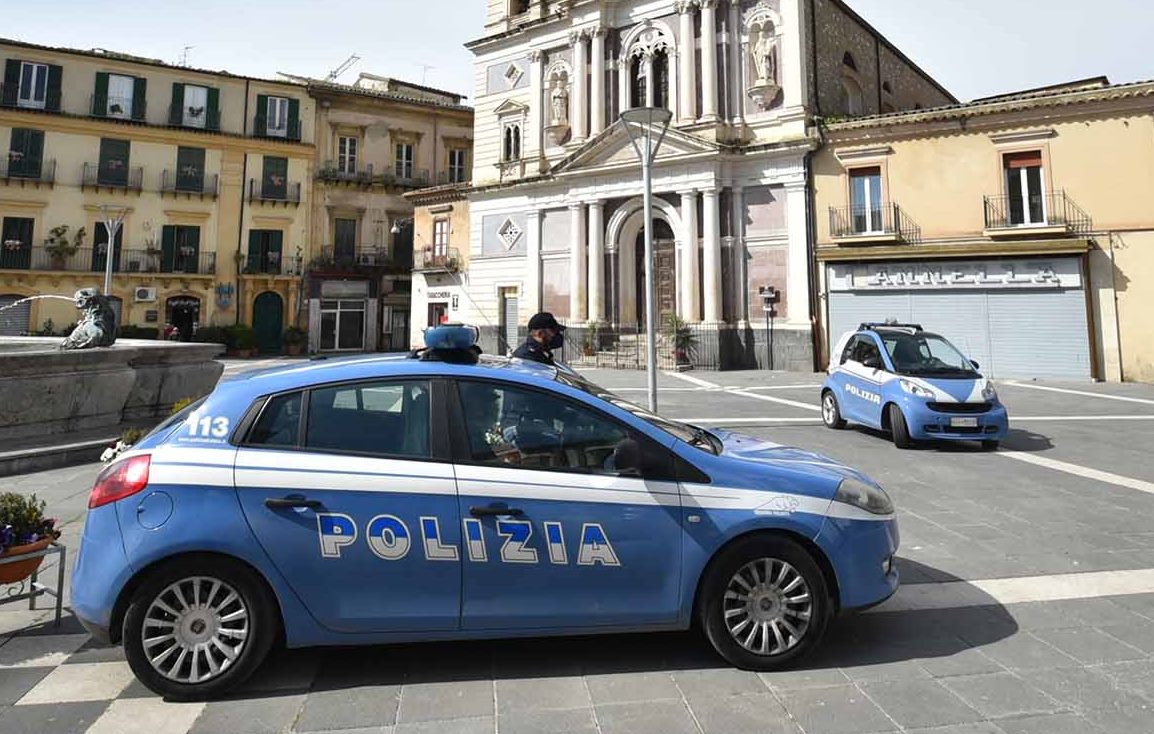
[{"x1": 2, "y1": 0, "x2": 1152, "y2": 103}]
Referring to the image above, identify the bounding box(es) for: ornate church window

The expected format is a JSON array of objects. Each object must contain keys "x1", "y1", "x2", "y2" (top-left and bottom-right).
[{"x1": 502, "y1": 122, "x2": 522, "y2": 162}]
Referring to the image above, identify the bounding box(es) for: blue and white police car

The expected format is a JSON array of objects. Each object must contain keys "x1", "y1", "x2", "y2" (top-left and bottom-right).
[
  {"x1": 822, "y1": 323, "x2": 1009, "y2": 450},
  {"x1": 74, "y1": 325, "x2": 899, "y2": 700}
]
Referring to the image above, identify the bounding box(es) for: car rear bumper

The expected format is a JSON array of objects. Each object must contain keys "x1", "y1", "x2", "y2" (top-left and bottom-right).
[
  {"x1": 908, "y1": 402, "x2": 1009, "y2": 441},
  {"x1": 71, "y1": 504, "x2": 133, "y2": 644}
]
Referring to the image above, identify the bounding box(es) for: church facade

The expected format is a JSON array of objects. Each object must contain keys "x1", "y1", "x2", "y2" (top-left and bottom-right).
[{"x1": 461, "y1": 0, "x2": 953, "y2": 369}]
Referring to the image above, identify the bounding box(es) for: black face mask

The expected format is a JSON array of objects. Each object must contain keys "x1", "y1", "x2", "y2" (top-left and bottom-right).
[{"x1": 547, "y1": 332, "x2": 565, "y2": 350}]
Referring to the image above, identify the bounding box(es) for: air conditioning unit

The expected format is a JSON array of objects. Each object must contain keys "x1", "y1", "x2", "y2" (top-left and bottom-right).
[{"x1": 134, "y1": 287, "x2": 157, "y2": 303}]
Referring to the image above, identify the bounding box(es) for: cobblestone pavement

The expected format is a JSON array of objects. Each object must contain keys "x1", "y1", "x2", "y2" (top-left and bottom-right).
[{"x1": 2, "y1": 368, "x2": 1154, "y2": 733}]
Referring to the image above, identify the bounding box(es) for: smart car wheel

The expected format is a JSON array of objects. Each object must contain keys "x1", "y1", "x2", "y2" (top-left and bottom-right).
[
  {"x1": 889, "y1": 404, "x2": 914, "y2": 450},
  {"x1": 122, "y1": 557, "x2": 277, "y2": 701},
  {"x1": 700, "y1": 535, "x2": 829, "y2": 671},
  {"x1": 821, "y1": 391, "x2": 847, "y2": 430}
]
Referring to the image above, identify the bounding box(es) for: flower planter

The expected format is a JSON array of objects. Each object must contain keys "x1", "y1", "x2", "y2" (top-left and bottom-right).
[
  {"x1": 0, "y1": 537, "x2": 52, "y2": 584},
  {"x1": 285, "y1": 344, "x2": 303, "y2": 357}
]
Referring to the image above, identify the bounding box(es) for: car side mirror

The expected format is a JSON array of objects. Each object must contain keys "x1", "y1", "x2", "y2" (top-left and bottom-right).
[
  {"x1": 612, "y1": 438, "x2": 642, "y2": 477},
  {"x1": 970, "y1": 359, "x2": 980, "y2": 370}
]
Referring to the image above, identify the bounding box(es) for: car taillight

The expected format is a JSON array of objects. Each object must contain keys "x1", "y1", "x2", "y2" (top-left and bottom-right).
[{"x1": 89, "y1": 454, "x2": 151, "y2": 509}]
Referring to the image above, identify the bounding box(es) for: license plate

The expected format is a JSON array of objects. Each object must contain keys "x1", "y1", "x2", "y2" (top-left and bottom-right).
[{"x1": 950, "y1": 417, "x2": 979, "y2": 428}]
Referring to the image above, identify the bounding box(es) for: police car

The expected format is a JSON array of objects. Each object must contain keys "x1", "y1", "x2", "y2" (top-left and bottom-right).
[
  {"x1": 822, "y1": 323, "x2": 1010, "y2": 450},
  {"x1": 73, "y1": 325, "x2": 899, "y2": 700}
]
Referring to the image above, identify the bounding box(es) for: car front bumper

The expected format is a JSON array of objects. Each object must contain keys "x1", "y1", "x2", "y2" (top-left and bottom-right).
[
  {"x1": 907, "y1": 401, "x2": 1009, "y2": 441},
  {"x1": 817, "y1": 514, "x2": 900, "y2": 611}
]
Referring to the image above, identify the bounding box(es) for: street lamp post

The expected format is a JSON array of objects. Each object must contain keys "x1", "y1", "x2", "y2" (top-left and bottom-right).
[
  {"x1": 621, "y1": 107, "x2": 672, "y2": 412},
  {"x1": 99, "y1": 205, "x2": 128, "y2": 298}
]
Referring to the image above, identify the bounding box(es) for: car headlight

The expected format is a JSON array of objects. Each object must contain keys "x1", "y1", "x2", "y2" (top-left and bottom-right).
[
  {"x1": 834, "y1": 478, "x2": 894, "y2": 516},
  {"x1": 899, "y1": 379, "x2": 933, "y2": 399},
  {"x1": 982, "y1": 382, "x2": 998, "y2": 402}
]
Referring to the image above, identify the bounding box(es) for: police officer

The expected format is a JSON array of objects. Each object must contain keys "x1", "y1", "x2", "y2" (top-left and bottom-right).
[{"x1": 512, "y1": 312, "x2": 566, "y2": 366}]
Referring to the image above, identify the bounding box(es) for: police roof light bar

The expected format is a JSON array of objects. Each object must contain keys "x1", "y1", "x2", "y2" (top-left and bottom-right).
[{"x1": 859, "y1": 322, "x2": 923, "y2": 332}]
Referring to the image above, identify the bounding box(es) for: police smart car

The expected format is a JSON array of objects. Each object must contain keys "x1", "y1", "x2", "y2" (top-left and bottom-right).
[
  {"x1": 73, "y1": 325, "x2": 899, "y2": 700},
  {"x1": 822, "y1": 323, "x2": 1010, "y2": 450}
]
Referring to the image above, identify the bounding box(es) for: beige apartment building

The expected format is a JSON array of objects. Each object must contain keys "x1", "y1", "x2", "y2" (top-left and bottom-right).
[
  {"x1": 406, "y1": 182, "x2": 472, "y2": 349},
  {"x1": 0, "y1": 38, "x2": 313, "y2": 353},
  {"x1": 813, "y1": 78, "x2": 1154, "y2": 382}
]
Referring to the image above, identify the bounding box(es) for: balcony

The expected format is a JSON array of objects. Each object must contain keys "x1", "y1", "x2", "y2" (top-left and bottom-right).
[
  {"x1": 436, "y1": 171, "x2": 471, "y2": 186},
  {"x1": 168, "y1": 103, "x2": 221, "y2": 131},
  {"x1": 161, "y1": 170, "x2": 219, "y2": 199},
  {"x1": 385, "y1": 168, "x2": 431, "y2": 189},
  {"x1": 0, "y1": 245, "x2": 214, "y2": 275},
  {"x1": 0, "y1": 85, "x2": 62, "y2": 113},
  {"x1": 983, "y1": 190, "x2": 1091, "y2": 238},
  {"x1": 248, "y1": 179, "x2": 301, "y2": 206},
  {"x1": 252, "y1": 115, "x2": 302, "y2": 142},
  {"x1": 239, "y1": 252, "x2": 302, "y2": 276},
  {"x1": 414, "y1": 247, "x2": 461, "y2": 273},
  {"x1": 0, "y1": 158, "x2": 55, "y2": 187},
  {"x1": 314, "y1": 245, "x2": 402, "y2": 272},
  {"x1": 90, "y1": 94, "x2": 146, "y2": 122},
  {"x1": 317, "y1": 161, "x2": 374, "y2": 186},
  {"x1": 829, "y1": 203, "x2": 921, "y2": 244},
  {"x1": 82, "y1": 163, "x2": 144, "y2": 193}
]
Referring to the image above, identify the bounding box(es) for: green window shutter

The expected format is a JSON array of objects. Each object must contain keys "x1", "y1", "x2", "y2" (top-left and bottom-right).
[
  {"x1": 161, "y1": 225, "x2": 176, "y2": 272},
  {"x1": 9, "y1": 128, "x2": 27, "y2": 176},
  {"x1": 255, "y1": 94, "x2": 269, "y2": 135},
  {"x1": 132, "y1": 77, "x2": 147, "y2": 120},
  {"x1": 206, "y1": 87, "x2": 220, "y2": 130},
  {"x1": 247, "y1": 230, "x2": 262, "y2": 269},
  {"x1": 169, "y1": 83, "x2": 185, "y2": 125},
  {"x1": 94, "y1": 72, "x2": 109, "y2": 116},
  {"x1": 287, "y1": 98, "x2": 300, "y2": 140},
  {"x1": 2, "y1": 60, "x2": 19, "y2": 105},
  {"x1": 187, "y1": 226, "x2": 201, "y2": 260},
  {"x1": 46, "y1": 65, "x2": 62, "y2": 111},
  {"x1": 24, "y1": 129, "x2": 44, "y2": 176},
  {"x1": 270, "y1": 230, "x2": 283, "y2": 257}
]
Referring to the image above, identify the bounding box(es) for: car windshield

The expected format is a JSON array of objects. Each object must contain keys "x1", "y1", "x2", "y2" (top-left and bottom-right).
[
  {"x1": 882, "y1": 332, "x2": 977, "y2": 378},
  {"x1": 554, "y1": 372, "x2": 721, "y2": 454}
]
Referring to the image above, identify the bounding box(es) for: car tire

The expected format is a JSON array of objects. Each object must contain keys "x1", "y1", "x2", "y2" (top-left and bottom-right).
[
  {"x1": 122, "y1": 556, "x2": 278, "y2": 701},
  {"x1": 889, "y1": 404, "x2": 914, "y2": 449},
  {"x1": 981, "y1": 440, "x2": 1000, "y2": 451},
  {"x1": 821, "y1": 391, "x2": 847, "y2": 430},
  {"x1": 699, "y1": 535, "x2": 830, "y2": 671}
]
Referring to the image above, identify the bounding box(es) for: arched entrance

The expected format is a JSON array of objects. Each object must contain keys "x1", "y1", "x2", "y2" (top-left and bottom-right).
[
  {"x1": 165, "y1": 296, "x2": 201, "y2": 342},
  {"x1": 634, "y1": 220, "x2": 676, "y2": 326},
  {"x1": 605, "y1": 196, "x2": 684, "y2": 326},
  {"x1": 253, "y1": 291, "x2": 284, "y2": 355}
]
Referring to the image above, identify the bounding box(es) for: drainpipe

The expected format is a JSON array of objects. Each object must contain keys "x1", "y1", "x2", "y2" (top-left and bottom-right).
[
  {"x1": 804, "y1": 150, "x2": 820, "y2": 372},
  {"x1": 235, "y1": 78, "x2": 251, "y2": 326}
]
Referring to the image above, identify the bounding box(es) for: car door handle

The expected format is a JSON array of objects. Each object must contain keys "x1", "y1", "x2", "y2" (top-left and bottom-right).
[
  {"x1": 265, "y1": 496, "x2": 323, "y2": 511},
  {"x1": 469, "y1": 505, "x2": 524, "y2": 518}
]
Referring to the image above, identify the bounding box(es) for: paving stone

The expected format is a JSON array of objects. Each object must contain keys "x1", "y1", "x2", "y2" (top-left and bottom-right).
[
  {"x1": 595, "y1": 699, "x2": 699, "y2": 734},
  {"x1": 776, "y1": 684, "x2": 896, "y2": 734},
  {"x1": 1031, "y1": 627, "x2": 1147, "y2": 665},
  {"x1": 917, "y1": 644, "x2": 1006, "y2": 679},
  {"x1": 189, "y1": 694, "x2": 305, "y2": 734},
  {"x1": 396, "y1": 680, "x2": 494, "y2": 724},
  {"x1": 1097, "y1": 659, "x2": 1154, "y2": 700},
  {"x1": 497, "y1": 706, "x2": 597, "y2": 734},
  {"x1": 994, "y1": 712, "x2": 1103, "y2": 734},
  {"x1": 0, "y1": 633, "x2": 89, "y2": 668},
  {"x1": 687, "y1": 692, "x2": 801, "y2": 734},
  {"x1": 16, "y1": 661, "x2": 134, "y2": 704},
  {"x1": 584, "y1": 671, "x2": 681, "y2": 705},
  {"x1": 395, "y1": 716, "x2": 493, "y2": 734},
  {"x1": 861, "y1": 679, "x2": 983, "y2": 730},
  {"x1": 1081, "y1": 704, "x2": 1154, "y2": 734},
  {"x1": 671, "y1": 667, "x2": 770, "y2": 702},
  {"x1": 0, "y1": 701, "x2": 111, "y2": 734},
  {"x1": 295, "y1": 685, "x2": 400, "y2": 731},
  {"x1": 905, "y1": 724, "x2": 1005, "y2": 734},
  {"x1": 940, "y1": 672, "x2": 1061, "y2": 719},
  {"x1": 0, "y1": 611, "x2": 53, "y2": 637},
  {"x1": 495, "y1": 676, "x2": 590, "y2": 713},
  {"x1": 758, "y1": 666, "x2": 850, "y2": 691},
  {"x1": 1101, "y1": 620, "x2": 1154, "y2": 654},
  {"x1": 84, "y1": 697, "x2": 205, "y2": 734},
  {"x1": 301, "y1": 728, "x2": 392, "y2": 734},
  {"x1": 237, "y1": 652, "x2": 318, "y2": 694},
  {"x1": 967, "y1": 634, "x2": 1080, "y2": 671},
  {"x1": 0, "y1": 666, "x2": 51, "y2": 705},
  {"x1": 1018, "y1": 665, "x2": 1147, "y2": 712}
]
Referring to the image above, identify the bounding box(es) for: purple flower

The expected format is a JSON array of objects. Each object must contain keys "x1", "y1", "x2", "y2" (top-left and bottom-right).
[{"x1": 0, "y1": 524, "x2": 14, "y2": 551}]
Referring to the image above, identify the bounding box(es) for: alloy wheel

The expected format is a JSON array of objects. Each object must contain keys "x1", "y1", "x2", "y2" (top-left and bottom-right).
[
  {"x1": 722, "y1": 557, "x2": 812, "y2": 656},
  {"x1": 140, "y1": 576, "x2": 250, "y2": 684}
]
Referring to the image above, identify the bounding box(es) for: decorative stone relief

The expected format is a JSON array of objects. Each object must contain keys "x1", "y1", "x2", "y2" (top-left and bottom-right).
[{"x1": 497, "y1": 218, "x2": 524, "y2": 250}]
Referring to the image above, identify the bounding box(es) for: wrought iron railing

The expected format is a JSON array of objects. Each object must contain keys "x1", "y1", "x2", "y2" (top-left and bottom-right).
[
  {"x1": 829, "y1": 202, "x2": 921, "y2": 241},
  {"x1": 252, "y1": 115, "x2": 302, "y2": 141},
  {"x1": 392, "y1": 168, "x2": 431, "y2": 188},
  {"x1": 0, "y1": 84, "x2": 62, "y2": 113},
  {"x1": 120, "y1": 248, "x2": 215, "y2": 275},
  {"x1": 316, "y1": 245, "x2": 395, "y2": 270},
  {"x1": 162, "y1": 170, "x2": 219, "y2": 196},
  {"x1": 983, "y1": 190, "x2": 1091, "y2": 232},
  {"x1": 555, "y1": 322, "x2": 721, "y2": 371},
  {"x1": 414, "y1": 247, "x2": 461, "y2": 272},
  {"x1": 167, "y1": 103, "x2": 221, "y2": 131},
  {"x1": 0, "y1": 158, "x2": 55, "y2": 184},
  {"x1": 239, "y1": 252, "x2": 302, "y2": 276},
  {"x1": 317, "y1": 161, "x2": 375, "y2": 184},
  {"x1": 82, "y1": 162, "x2": 144, "y2": 192},
  {"x1": 437, "y1": 170, "x2": 471, "y2": 185},
  {"x1": 248, "y1": 179, "x2": 301, "y2": 204},
  {"x1": 90, "y1": 94, "x2": 146, "y2": 121}
]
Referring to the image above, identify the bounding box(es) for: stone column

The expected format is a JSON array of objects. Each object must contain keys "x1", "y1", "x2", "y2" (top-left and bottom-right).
[
  {"x1": 702, "y1": 188, "x2": 723, "y2": 322},
  {"x1": 590, "y1": 27, "x2": 606, "y2": 134},
  {"x1": 587, "y1": 201, "x2": 605, "y2": 322},
  {"x1": 728, "y1": 0, "x2": 745, "y2": 126},
  {"x1": 699, "y1": 0, "x2": 719, "y2": 121},
  {"x1": 526, "y1": 210, "x2": 543, "y2": 312},
  {"x1": 571, "y1": 30, "x2": 588, "y2": 142},
  {"x1": 529, "y1": 50, "x2": 545, "y2": 162},
  {"x1": 730, "y1": 186, "x2": 747, "y2": 323},
  {"x1": 784, "y1": 182, "x2": 809, "y2": 326},
  {"x1": 569, "y1": 203, "x2": 587, "y2": 323},
  {"x1": 679, "y1": 190, "x2": 701, "y2": 322},
  {"x1": 677, "y1": 1, "x2": 697, "y2": 123}
]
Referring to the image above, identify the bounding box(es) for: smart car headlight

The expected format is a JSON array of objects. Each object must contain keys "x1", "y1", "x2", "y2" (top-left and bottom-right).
[
  {"x1": 899, "y1": 379, "x2": 933, "y2": 399},
  {"x1": 981, "y1": 382, "x2": 998, "y2": 402},
  {"x1": 834, "y1": 478, "x2": 894, "y2": 516}
]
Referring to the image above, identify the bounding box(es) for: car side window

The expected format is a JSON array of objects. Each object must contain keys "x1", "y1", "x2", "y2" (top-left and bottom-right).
[
  {"x1": 841, "y1": 336, "x2": 860, "y2": 365},
  {"x1": 306, "y1": 380, "x2": 431, "y2": 458},
  {"x1": 857, "y1": 338, "x2": 884, "y2": 370},
  {"x1": 248, "y1": 392, "x2": 302, "y2": 447},
  {"x1": 457, "y1": 381, "x2": 631, "y2": 475}
]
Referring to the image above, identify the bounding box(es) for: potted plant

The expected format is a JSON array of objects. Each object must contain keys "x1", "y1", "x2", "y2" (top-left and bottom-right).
[
  {"x1": 100, "y1": 426, "x2": 147, "y2": 464},
  {"x1": 43, "y1": 225, "x2": 78, "y2": 270},
  {"x1": 582, "y1": 323, "x2": 599, "y2": 357},
  {"x1": 0, "y1": 493, "x2": 61, "y2": 584},
  {"x1": 666, "y1": 314, "x2": 698, "y2": 371},
  {"x1": 226, "y1": 324, "x2": 257, "y2": 358},
  {"x1": 282, "y1": 325, "x2": 307, "y2": 356}
]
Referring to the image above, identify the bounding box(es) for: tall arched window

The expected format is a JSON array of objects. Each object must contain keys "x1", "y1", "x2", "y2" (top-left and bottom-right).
[
  {"x1": 653, "y1": 48, "x2": 670, "y2": 109},
  {"x1": 630, "y1": 57, "x2": 647, "y2": 109},
  {"x1": 841, "y1": 77, "x2": 864, "y2": 116},
  {"x1": 503, "y1": 123, "x2": 521, "y2": 162}
]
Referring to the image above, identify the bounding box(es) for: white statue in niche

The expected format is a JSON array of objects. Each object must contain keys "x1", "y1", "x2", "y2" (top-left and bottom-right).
[
  {"x1": 752, "y1": 29, "x2": 777, "y2": 84},
  {"x1": 550, "y1": 82, "x2": 569, "y2": 126}
]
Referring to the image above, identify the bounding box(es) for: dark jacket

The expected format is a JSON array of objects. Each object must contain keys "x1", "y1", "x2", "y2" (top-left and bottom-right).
[{"x1": 512, "y1": 337, "x2": 555, "y2": 366}]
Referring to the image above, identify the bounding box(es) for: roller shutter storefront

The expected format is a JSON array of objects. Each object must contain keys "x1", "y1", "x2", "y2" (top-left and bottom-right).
[{"x1": 826, "y1": 256, "x2": 1091, "y2": 380}]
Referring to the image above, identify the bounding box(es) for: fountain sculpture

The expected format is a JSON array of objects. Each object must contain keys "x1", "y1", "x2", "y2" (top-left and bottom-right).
[{"x1": 60, "y1": 288, "x2": 117, "y2": 350}]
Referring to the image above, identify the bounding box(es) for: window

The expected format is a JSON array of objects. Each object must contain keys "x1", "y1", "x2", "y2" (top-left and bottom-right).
[
  {"x1": 98, "y1": 138, "x2": 131, "y2": 187},
  {"x1": 501, "y1": 123, "x2": 521, "y2": 162},
  {"x1": 1004, "y1": 151, "x2": 1046, "y2": 225},
  {"x1": 333, "y1": 218, "x2": 357, "y2": 261},
  {"x1": 337, "y1": 136, "x2": 359, "y2": 174},
  {"x1": 395, "y1": 142, "x2": 414, "y2": 179},
  {"x1": 457, "y1": 381, "x2": 632, "y2": 475},
  {"x1": 433, "y1": 219, "x2": 450, "y2": 257},
  {"x1": 91, "y1": 222, "x2": 124, "y2": 274},
  {"x1": 104, "y1": 74, "x2": 137, "y2": 119},
  {"x1": 267, "y1": 96, "x2": 289, "y2": 136},
  {"x1": 0, "y1": 217, "x2": 34, "y2": 269},
  {"x1": 653, "y1": 49, "x2": 670, "y2": 110},
  {"x1": 841, "y1": 76, "x2": 864, "y2": 116},
  {"x1": 182, "y1": 85, "x2": 209, "y2": 128},
  {"x1": 846, "y1": 336, "x2": 883, "y2": 368},
  {"x1": 306, "y1": 380, "x2": 431, "y2": 458},
  {"x1": 247, "y1": 230, "x2": 284, "y2": 274},
  {"x1": 842, "y1": 52, "x2": 858, "y2": 72},
  {"x1": 248, "y1": 392, "x2": 303, "y2": 448},
  {"x1": 175, "y1": 146, "x2": 205, "y2": 192},
  {"x1": 161, "y1": 225, "x2": 201, "y2": 273},
  {"x1": 882, "y1": 333, "x2": 976, "y2": 377},
  {"x1": 262, "y1": 156, "x2": 288, "y2": 199},
  {"x1": 849, "y1": 167, "x2": 883, "y2": 234},
  {"x1": 7, "y1": 128, "x2": 44, "y2": 179},
  {"x1": 448, "y1": 148, "x2": 467, "y2": 183},
  {"x1": 428, "y1": 302, "x2": 448, "y2": 327},
  {"x1": 320, "y1": 299, "x2": 366, "y2": 351},
  {"x1": 629, "y1": 57, "x2": 647, "y2": 109},
  {"x1": 18, "y1": 62, "x2": 48, "y2": 109},
  {"x1": 511, "y1": 0, "x2": 530, "y2": 15}
]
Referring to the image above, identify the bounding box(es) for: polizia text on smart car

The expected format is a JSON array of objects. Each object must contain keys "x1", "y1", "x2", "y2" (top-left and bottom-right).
[{"x1": 73, "y1": 325, "x2": 899, "y2": 700}]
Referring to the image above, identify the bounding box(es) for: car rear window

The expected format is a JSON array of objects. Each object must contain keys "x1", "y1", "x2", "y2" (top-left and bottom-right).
[{"x1": 248, "y1": 393, "x2": 302, "y2": 448}]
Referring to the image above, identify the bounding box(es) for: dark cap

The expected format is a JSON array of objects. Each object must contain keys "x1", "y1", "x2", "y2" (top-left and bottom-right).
[{"x1": 527, "y1": 312, "x2": 565, "y2": 331}]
